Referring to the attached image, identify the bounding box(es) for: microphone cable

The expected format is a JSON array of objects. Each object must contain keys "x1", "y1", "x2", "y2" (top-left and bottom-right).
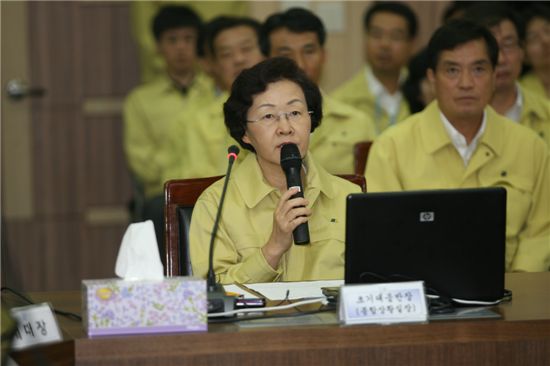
[
  {"x1": 207, "y1": 145, "x2": 239, "y2": 290},
  {"x1": 208, "y1": 297, "x2": 329, "y2": 319},
  {"x1": 1, "y1": 287, "x2": 82, "y2": 321}
]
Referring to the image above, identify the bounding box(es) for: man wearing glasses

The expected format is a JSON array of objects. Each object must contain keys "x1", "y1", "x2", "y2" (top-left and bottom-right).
[
  {"x1": 466, "y1": 4, "x2": 550, "y2": 146},
  {"x1": 521, "y1": 4, "x2": 550, "y2": 100}
]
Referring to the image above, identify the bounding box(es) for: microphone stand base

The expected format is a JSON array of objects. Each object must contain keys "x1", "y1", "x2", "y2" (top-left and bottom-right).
[{"x1": 207, "y1": 283, "x2": 236, "y2": 316}]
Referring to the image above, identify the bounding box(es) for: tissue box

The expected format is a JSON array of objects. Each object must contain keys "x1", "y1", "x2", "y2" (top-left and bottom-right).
[{"x1": 82, "y1": 277, "x2": 207, "y2": 336}]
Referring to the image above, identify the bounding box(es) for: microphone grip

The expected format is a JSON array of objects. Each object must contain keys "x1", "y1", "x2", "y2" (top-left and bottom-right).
[
  {"x1": 293, "y1": 219, "x2": 310, "y2": 245},
  {"x1": 285, "y1": 167, "x2": 310, "y2": 245}
]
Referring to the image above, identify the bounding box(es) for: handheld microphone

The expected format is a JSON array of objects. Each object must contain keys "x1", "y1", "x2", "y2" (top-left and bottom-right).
[
  {"x1": 280, "y1": 144, "x2": 310, "y2": 245},
  {"x1": 207, "y1": 145, "x2": 240, "y2": 314}
]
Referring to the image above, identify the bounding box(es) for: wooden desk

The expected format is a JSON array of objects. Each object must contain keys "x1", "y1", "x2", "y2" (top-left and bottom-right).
[{"x1": 9, "y1": 272, "x2": 550, "y2": 365}]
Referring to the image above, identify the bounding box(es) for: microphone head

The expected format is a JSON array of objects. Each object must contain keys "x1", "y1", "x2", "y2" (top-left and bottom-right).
[
  {"x1": 228, "y1": 145, "x2": 240, "y2": 155},
  {"x1": 227, "y1": 145, "x2": 240, "y2": 162},
  {"x1": 280, "y1": 143, "x2": 302, "y2": 171}
]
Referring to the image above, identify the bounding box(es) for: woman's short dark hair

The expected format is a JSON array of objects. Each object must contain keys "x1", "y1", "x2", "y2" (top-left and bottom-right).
[
  {"x1": 224, "y1": 57, "x2": 323, "y2": 153},
  {"x1": 426, "y1": 19, "x2": 499, "y2": 71}
]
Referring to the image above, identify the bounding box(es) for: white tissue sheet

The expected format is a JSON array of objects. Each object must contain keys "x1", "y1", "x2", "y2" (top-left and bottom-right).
[{"x1": 115, "y1": 220, "x2": 164, "y2": 280}]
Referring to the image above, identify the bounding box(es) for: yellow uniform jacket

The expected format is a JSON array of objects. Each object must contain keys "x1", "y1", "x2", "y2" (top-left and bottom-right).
[
  {"x1": 331, "y1": 69, "x2": 410, "y2": 133},
  {"x1": 366, "y1": 101, "x2": 550, "y2": 272},
  {"x1": 190, "y1": 153, "x2": 361, "y2": 284},
  {"x1": 123, "y1": 72, "x2": 216, "y2": 197}
]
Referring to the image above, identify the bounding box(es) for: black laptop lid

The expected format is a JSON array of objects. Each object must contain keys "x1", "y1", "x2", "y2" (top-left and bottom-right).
[{"x1": 345, "y1": 187, "x2": 506, "y2": 302}]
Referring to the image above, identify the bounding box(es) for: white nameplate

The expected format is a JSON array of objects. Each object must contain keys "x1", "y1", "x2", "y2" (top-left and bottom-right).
[
  {"x1": 10, "y1": 303, "x2": 63, "y2": 350},
  {"x1": 339, "y1": 281, "x2": 428, "y2": 325}
]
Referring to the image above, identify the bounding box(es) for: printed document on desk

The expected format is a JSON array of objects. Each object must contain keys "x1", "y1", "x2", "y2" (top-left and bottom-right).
[{"x1": 237, "y1": 280, "x2": 344, "y2": 300}]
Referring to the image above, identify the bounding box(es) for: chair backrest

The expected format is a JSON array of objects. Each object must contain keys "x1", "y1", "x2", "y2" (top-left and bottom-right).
[
  {"x1": 338, "y1": 174, "x2": 367, "y2": 193},
  {"x1": 353, "y1": 141, "x2": 373, "y2": 176},
  {"x1": 164, "y1": 174, "x2": 366, "y2": 277},
  {"x1": 164, "y1": 176, "x2": 223, "y2": 276}
]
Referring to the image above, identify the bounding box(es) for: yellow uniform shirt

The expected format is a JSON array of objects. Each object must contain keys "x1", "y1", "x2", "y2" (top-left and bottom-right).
[
  {"x1": 331, "y1": 69, "x2": 410, "y2": 133},
  {"x1": 123, "y1": 72, "x2": 216, "y2": 197},
  {"x1": 309, "y1": 95, "x2": 377, "y2": 174},
  {"x1": 366, "y1": 101, "x2": 550, "y2": 272},
  {"x1": 164, "y1": 92, "x2": 248, "y2": 181},
  {"x1": 520, "y1": 72, "x2": 549, "y2": 101},
  {"x1": 190, "y1": 153, "x2": 362, "y2": 284},
  {"x1": 520, "y1": 85, "x2": 550, "y2": 146}
]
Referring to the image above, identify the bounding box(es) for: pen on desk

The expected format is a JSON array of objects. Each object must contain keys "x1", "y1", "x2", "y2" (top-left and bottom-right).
[
  {"x1": 235, "y1": 284, "x2": 267, "y2": 299},
  {"x1": 224, "y1": 291, "x2": 243, "y2": 298}
]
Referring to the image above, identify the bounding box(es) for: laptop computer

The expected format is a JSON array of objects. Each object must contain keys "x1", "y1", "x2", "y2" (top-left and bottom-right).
[{"x1": 345, "y1": 187, "x2": 506, "y2": 303}]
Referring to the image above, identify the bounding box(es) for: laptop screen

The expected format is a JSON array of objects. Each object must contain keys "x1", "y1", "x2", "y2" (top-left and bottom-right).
[{"x1": 345, "y1": 187, "x2": 506, "y2": 302}]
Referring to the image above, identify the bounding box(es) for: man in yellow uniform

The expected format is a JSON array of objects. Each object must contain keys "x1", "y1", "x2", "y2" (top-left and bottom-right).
[
  {"x1": 366, "y1": 20, "x2": 550, "y2": 272},
  {"x1": 520, "y1": 4, "x2": 550, "y2": 100},
  {"x1": 129, "y1": 1, "x2": 250, "y2": 83},
  {"x1": 260, "y1": 7, "x2": 377, "y2": 175},
  {"x1": 331, "y1": 2, "x2": 416, "y2": 133},
  {"x1": 123, "y1": 6, "x2": 216, "y2": 246},
  {"x1": 466, "y1": 4, "x2": 550, "y2": 146},
  {"x1": 164, "y1": 16, "x2": 265, "y2": 181}
]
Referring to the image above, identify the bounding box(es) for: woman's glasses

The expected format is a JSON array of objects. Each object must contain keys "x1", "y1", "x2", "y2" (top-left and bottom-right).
[{"x1": 247, "y1": 109, "x2": 313, "y2": 127}]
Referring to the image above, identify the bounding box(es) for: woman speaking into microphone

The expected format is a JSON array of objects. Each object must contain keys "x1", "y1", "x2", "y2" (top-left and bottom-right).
[{"x1": 189, "y1": 57, "x2": 361, "y2": 284}]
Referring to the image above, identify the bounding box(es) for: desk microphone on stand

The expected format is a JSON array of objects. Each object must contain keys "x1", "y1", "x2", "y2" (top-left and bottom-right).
[
  {"x1": 280, "y1": 143, "x2": 310, "y2": 245},
  {"x1": 207, "y1": 145, "x2": 240, "y2": 314}
]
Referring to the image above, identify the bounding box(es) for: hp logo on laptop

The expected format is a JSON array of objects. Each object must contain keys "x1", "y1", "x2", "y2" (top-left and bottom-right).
[{"x1": 420, "y1": 211, "x2": 434, "y2": 222}]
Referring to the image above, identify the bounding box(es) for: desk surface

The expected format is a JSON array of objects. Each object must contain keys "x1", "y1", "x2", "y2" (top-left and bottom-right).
[{"x1": 9, "y1": 272, "x2": 550, "y2": 366}]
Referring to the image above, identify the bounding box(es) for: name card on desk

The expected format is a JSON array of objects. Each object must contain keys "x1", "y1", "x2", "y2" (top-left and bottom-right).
[
  {"x1": 339, "y1": 281, "x2": 428, "y2": 325},
  {"x1": 10, "y1": 303, "x2": 63, "y2": 350}
]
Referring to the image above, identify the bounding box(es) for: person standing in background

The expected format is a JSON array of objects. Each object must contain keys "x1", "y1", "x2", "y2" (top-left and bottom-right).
[
  {"x1": 129, "y1": 1, "x2": 249, "y2": 83},
  {"x1": 261, "y1": 7, "x2": 377, "y2": 175},
  {"x1": 520, "y1": 4, "x2": 550, "y2": 100},
  {"x1": 466, "y1": 3, "x2": 550, "y2": 146},
  {"x1": 164, "y1": 16, "x2": 265, "y2": 180},
  {"x1": 331, "y1": 1, "x2": 417, "y2": 134},
  {"x1": 123, "y1": 6, "x2": 215, "y2": 251}
]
